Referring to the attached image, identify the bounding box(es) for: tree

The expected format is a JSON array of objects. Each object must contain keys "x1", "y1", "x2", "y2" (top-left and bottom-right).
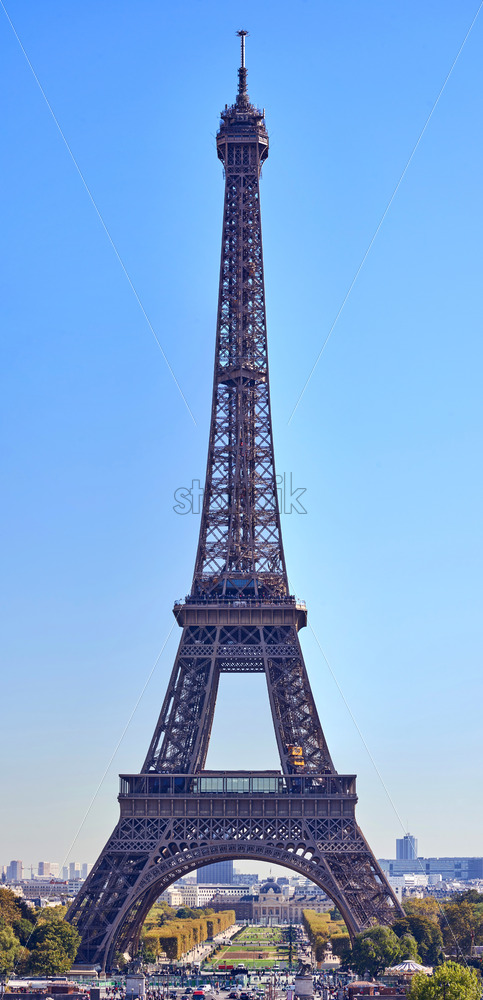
[
  {"x1": 404, "y1": 898, "x2": 441, "y2": 925},
  {"x1": 0, "y1": 888, "x2": 32, "y2": 926},
  {"x1": 441, "y1": 901, "x2": 483, "y2": 956},
  {"x1": 12, "y1": 917, "x2": 35, "y2": 946},
  {"x1": 344, "y1": 925, "x2": 407, "y2": 978},
  {"x1": 398, "y1": 933, "x2": 420, "y2": 962},
  {"x1": 302, "y1": 910, "x2": 332, "y2": 948},
  {"x1": 26, "y1": 920, "x2": 80, "y2": 975},
  {"x1": 407, "y1": 960, "x2": 481, "y2": 999},
  {"x1": 35, "y1": 905, "x2": 67, "y2": 923},
  {"x1": 393, "y1": 915, "x2": 443, "y2": 965},
  {"x1": 157, "y1": 933, "x2": 180, "y2": 960},
  {"x1": 0, "y1": 925, "x2": 24, "y2": 976},
  {"x1": 330, "y1": 935, "x2": 351, "y2": 960},
  {"x1": 156, "y1": 902, "x2": 176, "y2": 926},
  {"x1": 313, "y1": 931, "x2": 329, "y2": 962},
  {"x1": 454, "y1": 890, "x2": 483, "y2": 906}
]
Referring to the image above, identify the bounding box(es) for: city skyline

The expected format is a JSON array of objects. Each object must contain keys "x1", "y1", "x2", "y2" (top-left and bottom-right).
[{"x1": 2, "y1": 1, "x2": 482, "y2": 871}]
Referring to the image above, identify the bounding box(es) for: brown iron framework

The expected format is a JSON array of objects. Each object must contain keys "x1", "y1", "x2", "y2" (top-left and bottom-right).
[{"x1": 67, "y1": 32, "x2": 402, "y2": 969}]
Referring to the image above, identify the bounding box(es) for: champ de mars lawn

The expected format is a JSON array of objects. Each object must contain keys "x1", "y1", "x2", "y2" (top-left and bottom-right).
[{"x1": 204, "y1": 926, "x2": 291, "y2": 970}]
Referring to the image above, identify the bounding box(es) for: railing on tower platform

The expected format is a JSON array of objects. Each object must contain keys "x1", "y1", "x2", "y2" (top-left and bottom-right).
[{"x1": 175, "y1": 595, "x2": 307, "y2": 608}]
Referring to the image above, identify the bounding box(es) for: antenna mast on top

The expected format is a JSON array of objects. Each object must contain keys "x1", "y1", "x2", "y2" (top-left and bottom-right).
[{"x1": 236, "y1": 29, "x2": 249, "y2": 102}]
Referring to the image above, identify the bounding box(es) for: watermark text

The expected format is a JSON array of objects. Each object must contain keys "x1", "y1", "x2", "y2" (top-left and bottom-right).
[{"x1": 173, "y1": 473, "x2": 307, "y2": 514}]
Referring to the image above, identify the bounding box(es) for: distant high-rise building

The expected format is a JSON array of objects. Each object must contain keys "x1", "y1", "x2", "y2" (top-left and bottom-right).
[
  {"x1": 396, "y1": 834, "x2": 418, "y2": 860},
  {"x1": 62, "y1": 866, "x2": 69, "y2": 880},
  {"x1": 7, "y1": 860, "x2": 23, "y2": 881},
  {"x1": 38, "y1": 862, "x2": 51, "y2": 876},
  {"x1": 81, "y1": 863, "x2": 92, "y2": 879},
  {"x1": 379, "y1": 855, "x2": 483, "y2": 882},
  {"x1": 197, "y1": 860, "x2": 234, "y2": 884},
  {"x1": 69, "y1": 862, "x2": 81, "y2": 879}
]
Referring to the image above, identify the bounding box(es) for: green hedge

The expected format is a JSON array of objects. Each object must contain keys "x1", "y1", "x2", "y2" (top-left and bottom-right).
[
  {"x1": 143, "y1": 910, "x2": 236, "y2": 960},
  {"x1": 302, "y1": 909, "x2": 349, "y2": 963}
]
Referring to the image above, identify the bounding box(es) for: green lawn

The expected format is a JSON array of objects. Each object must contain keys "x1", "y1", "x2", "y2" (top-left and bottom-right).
[{"x1": 204, "y1": 927, "x2": 292, "y2": 970}]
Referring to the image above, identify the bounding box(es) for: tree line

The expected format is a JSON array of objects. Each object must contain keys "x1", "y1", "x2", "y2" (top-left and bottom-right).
[
  {"x1": 343, "y1": 892, "x2": 483, "y2": 978},
  {"x1": 141, "y1": 905, "x2": 235, "y2": 962},
  {"x1": 305, "y1": 892, "x2": 483, "y2": 999},
  {"x1": 0, "y1": 890, "x2": 236, "y2": 975},
  {"x1": 301, "y1": 908, "x2": 350, "y2": 961}
]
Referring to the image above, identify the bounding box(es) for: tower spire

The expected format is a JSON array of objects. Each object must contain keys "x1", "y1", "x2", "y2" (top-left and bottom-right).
[{"x1": 236, "y1": 29, "x2": 248, "y2": 103}]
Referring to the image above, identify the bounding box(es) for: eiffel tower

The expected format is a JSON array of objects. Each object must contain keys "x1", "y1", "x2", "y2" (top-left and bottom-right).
[{"x1": 67, "y1": 32, "x2": 402, "y2": 970}]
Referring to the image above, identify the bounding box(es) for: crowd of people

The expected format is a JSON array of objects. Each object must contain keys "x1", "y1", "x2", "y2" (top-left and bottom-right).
[{"x1": 313, "y1": 977, "x2": 350, "y2": 1000}]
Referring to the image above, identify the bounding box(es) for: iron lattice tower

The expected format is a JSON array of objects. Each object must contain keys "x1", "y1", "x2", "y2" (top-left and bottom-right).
[{"x1": 67, "y1": 34, "x2": 402, "y2": 969}]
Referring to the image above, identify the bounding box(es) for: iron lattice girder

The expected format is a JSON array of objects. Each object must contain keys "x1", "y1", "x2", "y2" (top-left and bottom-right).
[
  {"x1": 142, "y1": 622, "x2": 334, "y2": 775},
  {"x1": 193, "y1": 143, "x2": 286, "y2": 594},
  {"x1": 67, "y1": 782, "x2": 399, "y2": 969}
]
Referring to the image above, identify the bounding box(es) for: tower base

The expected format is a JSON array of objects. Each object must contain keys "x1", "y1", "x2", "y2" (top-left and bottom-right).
[{"x1": 67, "y1": 771, "x2": 401, "y2": 970}]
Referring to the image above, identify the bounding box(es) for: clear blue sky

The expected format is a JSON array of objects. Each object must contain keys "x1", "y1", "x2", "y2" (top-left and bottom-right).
[{"x1": 1, "y1": 1, "x2": 482, "y2": 875}]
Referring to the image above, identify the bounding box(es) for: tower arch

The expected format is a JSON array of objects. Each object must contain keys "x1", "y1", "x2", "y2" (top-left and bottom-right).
[{"x1": 99, "y1": 846, "x2": 366, "y2": 971}]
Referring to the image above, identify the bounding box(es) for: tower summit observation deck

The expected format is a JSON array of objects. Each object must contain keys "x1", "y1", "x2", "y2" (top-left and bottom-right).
[{"x1": 67, "y1": 34, "x2": 402, "y2": 970}]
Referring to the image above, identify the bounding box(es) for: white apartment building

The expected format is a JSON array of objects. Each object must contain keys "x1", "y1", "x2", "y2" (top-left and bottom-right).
[
  {"x1": 157, "y1": 888, "x2": 184, "y2": 907},
  {"x1": 21, "y1": 877, "x2": 83, "y2": 900},
  {"x1": 174, "y1": 883, "x2": 251, "y2": 907},
  {"x1": 388, "y1": 876, "x2": 404, "y2": 903}
]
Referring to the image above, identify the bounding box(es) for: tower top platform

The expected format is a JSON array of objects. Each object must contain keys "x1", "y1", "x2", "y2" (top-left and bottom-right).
[{"x1": 217, "y1": 29, "x2": 268, "y2": 163}]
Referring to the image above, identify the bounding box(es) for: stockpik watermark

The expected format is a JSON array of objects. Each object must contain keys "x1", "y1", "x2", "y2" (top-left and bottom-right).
[{"x1": 173, "y1": 473, "x2": 307, "y2": 515}]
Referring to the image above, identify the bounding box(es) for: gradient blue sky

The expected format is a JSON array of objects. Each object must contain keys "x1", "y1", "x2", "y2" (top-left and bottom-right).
[{"x1": 1, "y1": 1, "x2": 482, "y2": 875}]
